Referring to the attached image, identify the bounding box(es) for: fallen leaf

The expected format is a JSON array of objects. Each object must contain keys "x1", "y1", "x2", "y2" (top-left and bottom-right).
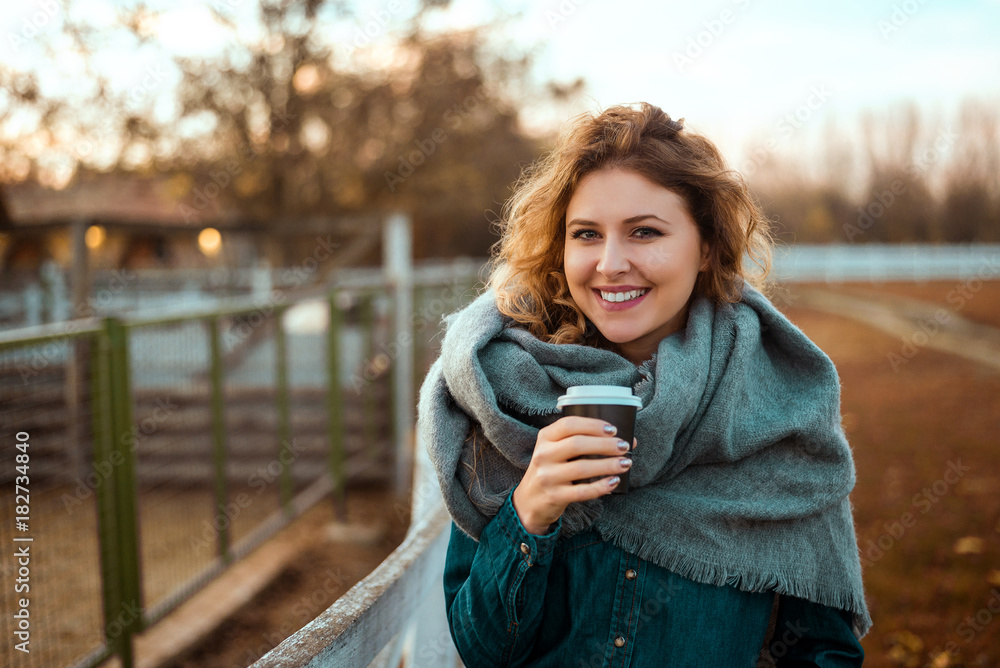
[
  {"x1": 953, "y1": 536, "x2": 985, "y2": 555},
  {"x1": 929, "y1": 651, "x2": 950, "y2": 668}
]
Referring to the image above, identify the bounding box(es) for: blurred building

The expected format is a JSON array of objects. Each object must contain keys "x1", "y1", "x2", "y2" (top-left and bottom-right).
[{"x1": 0, "y1": 173, "x2": 381, "y2": 328}]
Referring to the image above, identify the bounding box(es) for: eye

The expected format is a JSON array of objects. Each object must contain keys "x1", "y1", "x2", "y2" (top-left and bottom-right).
[
  {"x1": 569, "y1": 229, "x2": 598, "y2": 240},
  {"x1": 633, "y1": 227, "x2": 663, "y2": 239}
]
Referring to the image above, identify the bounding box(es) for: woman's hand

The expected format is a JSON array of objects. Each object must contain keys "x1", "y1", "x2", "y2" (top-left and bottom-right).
[{"x1": 512, "y1": 416, "x2": 636, "y2": 535}]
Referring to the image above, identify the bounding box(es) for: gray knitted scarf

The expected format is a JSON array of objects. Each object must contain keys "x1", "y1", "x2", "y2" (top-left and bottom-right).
[{"x1": 417, "y1": 283, "x2": 871, "y2": 636}]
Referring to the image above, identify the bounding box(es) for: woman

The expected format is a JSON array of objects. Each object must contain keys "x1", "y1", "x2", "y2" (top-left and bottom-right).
[{"x1": 417, "y1": 102, "x2": 870, "y2": 666}]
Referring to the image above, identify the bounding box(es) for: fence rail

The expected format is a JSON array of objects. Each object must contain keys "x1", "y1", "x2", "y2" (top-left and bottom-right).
[
  {"x1": 0, "y1": 246, "x2": 481, "y2": 668},
  {"x1": 771, "y1": 243, "x2": 1000, "y2": 282}
]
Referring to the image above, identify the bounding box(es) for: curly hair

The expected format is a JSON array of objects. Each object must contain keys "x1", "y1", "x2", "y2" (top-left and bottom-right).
[{"x1": 486, "y1": 102, "x2": 773, "y2": 346}]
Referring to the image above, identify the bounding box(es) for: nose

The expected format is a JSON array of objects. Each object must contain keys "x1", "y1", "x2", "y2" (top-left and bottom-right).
[{"x1": 596, "y1": 237, "x2": 630, "y2": 277}]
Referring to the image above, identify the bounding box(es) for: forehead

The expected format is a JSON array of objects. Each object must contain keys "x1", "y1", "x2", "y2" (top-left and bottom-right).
[{"x1": 567, "y1": 168, "x2": 689, "y2": 220}]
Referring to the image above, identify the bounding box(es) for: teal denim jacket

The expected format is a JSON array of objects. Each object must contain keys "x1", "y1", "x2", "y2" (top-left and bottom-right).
[{"x1": 443, "y1": 487, "x2": 864, "y2": 667}]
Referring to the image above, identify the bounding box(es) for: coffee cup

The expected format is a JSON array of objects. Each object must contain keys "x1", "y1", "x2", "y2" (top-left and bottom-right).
[{"x1": 556, "y1": 385, "x2": 642, "y2": 495}]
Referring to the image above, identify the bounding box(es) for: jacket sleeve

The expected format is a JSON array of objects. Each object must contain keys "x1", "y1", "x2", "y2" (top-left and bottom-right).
[
  {"x1": 442, "y1": 486, "x2": 562, "y2": 668},
  {"x1": 770, "y1": 595, "x2": 865, "y2": 667}
]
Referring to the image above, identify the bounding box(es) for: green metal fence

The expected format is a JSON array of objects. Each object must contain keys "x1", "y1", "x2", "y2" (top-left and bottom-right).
[{"x1": 0, "y1": 261, "x2": 481, "y2": 668}]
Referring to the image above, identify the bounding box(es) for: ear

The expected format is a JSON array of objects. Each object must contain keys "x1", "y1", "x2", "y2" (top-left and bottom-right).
[{"x1": 699, "y1": 241, "x2": 710, "y2": 272}]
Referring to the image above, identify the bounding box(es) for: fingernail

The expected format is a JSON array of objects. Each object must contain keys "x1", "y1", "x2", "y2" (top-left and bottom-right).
[
  {"x1": 603, "y1": 424, "x2": 617, "y2": 436},
  {"x1": 608, "y1": 476, "x2": 620, "y2": 487},
  {"x1": 619, "y1": 458, "x2": 632, "y2": 469},
  {"x1": 617, "y1": 439, "x2": 629, "y2": 452}
]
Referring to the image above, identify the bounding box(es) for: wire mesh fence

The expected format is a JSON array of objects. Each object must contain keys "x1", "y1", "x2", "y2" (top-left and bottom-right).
[
  {"x1": 0, "y1": 258, "x2": 481, "y2": 668},
  {"x1": 1, "y1": 328, "x2": 111, "y2": 668},
  {"x1": 128, "y1": 317, "x2": 219, "y2": 623}
]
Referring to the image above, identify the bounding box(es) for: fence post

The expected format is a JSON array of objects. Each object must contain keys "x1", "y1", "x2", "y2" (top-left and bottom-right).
[
  {"x1": 92, "y1": 318, "x2": 143, "y2": 667},
  {"x1": 275, "y1": 304, "x2": 293, "y2": 516},
  {"x1": 360, "y1": 291, "x2": 378, "y2": 460},
  {"x1": 384, "y1": 213, "x2": 413, "y2": 498},
  {"x1": 108, "y1": 319, "x2": 144, "y2": 634},
  {"x1": 208, "y1": 315, "x2": 231, "y2": 562},
  {"x1": 413, "y1": 285, "x2": 427, "y2": 404},
  {"x1": 328, "y1": 290, "x2": 347, "y2": 520}
]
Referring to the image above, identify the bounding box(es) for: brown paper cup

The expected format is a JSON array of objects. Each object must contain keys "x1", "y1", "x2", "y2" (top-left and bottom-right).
[{"x1": 557, "y1": 386, "x2": 641, "y2": 495}]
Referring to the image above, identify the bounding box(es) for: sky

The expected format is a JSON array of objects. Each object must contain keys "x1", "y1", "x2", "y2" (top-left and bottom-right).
[
  {"x1": 2, "y1": 0, "x2": 999, "y2": 171},
  {"x1": 425, "y1": 0, "x2": 1000, "y2": 164}
]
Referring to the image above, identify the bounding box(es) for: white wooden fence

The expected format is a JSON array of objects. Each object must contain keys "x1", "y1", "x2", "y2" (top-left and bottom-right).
[{"x1": 770, "y1": 243, "x2": 1000, "y2": 282}]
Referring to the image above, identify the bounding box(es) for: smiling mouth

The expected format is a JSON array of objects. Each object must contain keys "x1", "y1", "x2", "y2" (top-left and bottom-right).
[{"x1": 597, "y1": 288, "x2": 649, "y2": 303}]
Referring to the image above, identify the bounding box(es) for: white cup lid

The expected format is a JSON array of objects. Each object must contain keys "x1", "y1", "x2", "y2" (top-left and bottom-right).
[{"x1": 557, "y1": 385, "x2": 642, "y2": 409}]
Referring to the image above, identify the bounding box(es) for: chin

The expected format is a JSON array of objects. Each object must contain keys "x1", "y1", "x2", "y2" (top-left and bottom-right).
[{"x1": 595, "y1": 326, "x2": 645, "y2": 345}]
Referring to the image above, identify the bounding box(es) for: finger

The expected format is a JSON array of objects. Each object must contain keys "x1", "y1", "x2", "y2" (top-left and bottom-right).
[
  {"x1": 548, "y1": 471, "x2": 621, "y2": 506},
  {"x1": 577, "y1": 475, "x2": 620, "y2": 501},
  {"x1": 552, "y1": 434, "x2": 630, "y2": 460},
  {"x1": 558, "y1": 455, "x2": 631, "y2": 485},
  {"x1": 542, "y1": 415, "x2": 617, "y2": 441}
]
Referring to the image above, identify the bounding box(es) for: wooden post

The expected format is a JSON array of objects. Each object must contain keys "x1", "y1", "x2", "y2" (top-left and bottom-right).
[
  {"x1": 383, "y1": 213, "x2": 413, "y2": 498},
  {"x1": 275, "y1": 305, "x2": 293, "y2": 516},
  {"x1": 208, "y1": 316, "x2": 231, "y2": 562},
  {"x1": 327, "y1": 290, "x2": 347, "y2": 520},
  {"x1": 67, "y1": 218, "x2": 89, "y2": 480}
]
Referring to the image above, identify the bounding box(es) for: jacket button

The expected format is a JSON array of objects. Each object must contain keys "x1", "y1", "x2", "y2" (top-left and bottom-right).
[
  {"x1": 520, "y1": 543, "x2": 530, "y2": 555},
  {"x1": 614, "y1": 635, "x2": 625, "y2": 648},
  {"x1": 625, "y1": 569, "x2": 637, "y2": 580}
]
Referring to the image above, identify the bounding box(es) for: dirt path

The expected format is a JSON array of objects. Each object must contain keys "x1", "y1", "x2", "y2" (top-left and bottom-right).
[
  {"x1": 164, "y1": 485, "x2": 410, "y2": 668},
  {"x1": 779, "y1": 285, "x2": 1000, "y2": 668},
  {"x1": 788, "y1": 285, "x2": 1000, "y2": 372}
]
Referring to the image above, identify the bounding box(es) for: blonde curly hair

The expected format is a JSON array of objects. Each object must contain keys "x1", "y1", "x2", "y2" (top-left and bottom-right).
[{"x1": 486, "y1": 102, "x2": 773, "y2": 346}]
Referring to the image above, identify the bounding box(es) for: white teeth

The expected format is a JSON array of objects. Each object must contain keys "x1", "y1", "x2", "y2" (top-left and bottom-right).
[{"x1": 599, "y1": 289, "x2": 648, "y2": 303}]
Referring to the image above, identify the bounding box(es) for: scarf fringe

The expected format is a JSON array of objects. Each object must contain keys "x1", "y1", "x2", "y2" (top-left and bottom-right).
[{"x1": 597, "y1": 522, "x2": 873, "y2": 637}]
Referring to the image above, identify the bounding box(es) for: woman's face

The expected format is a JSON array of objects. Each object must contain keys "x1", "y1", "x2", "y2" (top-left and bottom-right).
[{"x1": 563, "y1": 167, "x2": 709, "y2": 365}]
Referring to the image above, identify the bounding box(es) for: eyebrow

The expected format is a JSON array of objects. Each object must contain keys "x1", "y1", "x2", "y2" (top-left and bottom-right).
[{"x1": 566, "y1": 214, "x2": 668, "y2": 227}]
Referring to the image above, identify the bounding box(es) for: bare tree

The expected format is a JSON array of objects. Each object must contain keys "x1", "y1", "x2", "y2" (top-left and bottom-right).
[{"x1": 941, "y1": 99, "x2": 1000, "y2": 242}]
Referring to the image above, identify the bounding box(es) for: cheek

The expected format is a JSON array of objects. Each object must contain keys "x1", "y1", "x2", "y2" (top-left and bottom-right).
[
  {"x1": 643, "y1": 240, "x2": 702, "y2": 279},
  {"x1": 562, "y1": 247, "x2": 589, "y2": 287}
]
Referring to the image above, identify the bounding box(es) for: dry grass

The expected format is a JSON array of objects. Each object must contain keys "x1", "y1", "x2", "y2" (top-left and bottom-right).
[{"x1": 779, "y1": 282, "x2": 1000, "y2": 668}]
